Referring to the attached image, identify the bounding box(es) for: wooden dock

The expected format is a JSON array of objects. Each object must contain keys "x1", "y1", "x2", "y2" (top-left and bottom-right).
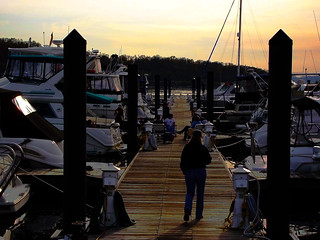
[{"x1": 91, "y1": 97, "x2": 249, "y2": 240}]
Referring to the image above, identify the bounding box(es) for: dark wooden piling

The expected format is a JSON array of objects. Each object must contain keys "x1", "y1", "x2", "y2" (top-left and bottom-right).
[
  {"x1": 192, "y1": 77, "x2": 195, "y2": 99},
  {"x1": 63, "y1": 29, "x2": 87, "y2": 236},
  {"x1": 163, "y1": 77, "x2": 167, "y2": 102},
  {"x1": 207, "y1": 71, "x2": 214, "y2": 122},
  {"x1": 168, "y1": 79, "x2": 171, "y2": 97},
  {"x1": 155, "y1": 74, "x2": 160, "y2": 119},
  {"x1": 127, "y1": 64, "x2": 138, "y2": 164},
  {"x1": 267, "y1": 29, "x2": 292, "y2": 239},
  {"x1": 196, "y1": 76, "x2": 201, "y2": 109}
]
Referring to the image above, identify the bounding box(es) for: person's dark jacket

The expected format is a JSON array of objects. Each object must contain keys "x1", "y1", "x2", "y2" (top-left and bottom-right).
[{"x1": 180, "y1": 142, "x2": 211, "y2": 172}]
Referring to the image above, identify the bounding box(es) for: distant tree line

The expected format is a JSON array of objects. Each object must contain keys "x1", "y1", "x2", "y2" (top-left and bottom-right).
[
  {"x1": 100, "y1": 54, "x2": 267, "y2": 89},
  {"x1": 0, "y1": 38, "x2": 267, "y2": 89}
]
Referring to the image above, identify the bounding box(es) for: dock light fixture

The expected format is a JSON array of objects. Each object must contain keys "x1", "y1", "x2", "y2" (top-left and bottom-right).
[
  {"x1": 230, "y1": 165, "x2": 251, "y2": 229},
  {"x1": 144, "y1": 121, "x2": 153, "y2": 133},
  {"x1": 102, "y1": 163, "x2": 120, "y2": 226}
]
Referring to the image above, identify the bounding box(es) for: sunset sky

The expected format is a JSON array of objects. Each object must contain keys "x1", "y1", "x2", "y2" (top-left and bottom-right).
[{"x1": 1, "y1": 0, "x2": 319, "y2": 73}]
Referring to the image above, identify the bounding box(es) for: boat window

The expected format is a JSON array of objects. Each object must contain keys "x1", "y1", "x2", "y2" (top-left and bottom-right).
[
  {"x1": 7, "y1": 59, "x2": 21, "y2": 78},
  {"x1": 89, "y1": 75, "x2": 123, "y2": 92},
  {"x1": 113, "y1": 76, "x2": 122, "y2": 92},
  {"x1": 6, "y1": 57, "x2": 63, "y2": 84}
]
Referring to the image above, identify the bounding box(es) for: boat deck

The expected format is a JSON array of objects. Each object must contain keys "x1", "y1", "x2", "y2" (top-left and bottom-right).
[{"x1": 91, "y1": 97, "x2": 252, "y2": 239}]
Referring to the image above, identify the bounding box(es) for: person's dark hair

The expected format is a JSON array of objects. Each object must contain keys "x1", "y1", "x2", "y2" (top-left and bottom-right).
[
  {"x1": 194, "y1": 115, "x2": 200, "y2": 121},
  {"x1": 188, "y1": 130, "x2": 202, "y2": 144}
]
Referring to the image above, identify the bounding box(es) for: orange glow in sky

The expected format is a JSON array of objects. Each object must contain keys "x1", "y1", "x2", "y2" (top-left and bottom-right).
[{"x1": 1, "y1": 0, "x2": 319, "y2": 73}]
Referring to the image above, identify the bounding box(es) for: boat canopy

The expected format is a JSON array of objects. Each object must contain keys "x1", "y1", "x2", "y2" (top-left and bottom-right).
[
  {"x1": 86, "y1": 92, "x2": 115, "y2": 104},
  {"x1": 8, "y1": 47, "x2": 63, "y2": 57},
  {"x1": 5, "y1": 48, "x2": 64, "y2": 84}
]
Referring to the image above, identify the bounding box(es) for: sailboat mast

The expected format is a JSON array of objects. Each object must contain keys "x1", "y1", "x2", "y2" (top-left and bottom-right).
[{"x1": 237, "y1": 0, "x2": 242, "y2": 77}]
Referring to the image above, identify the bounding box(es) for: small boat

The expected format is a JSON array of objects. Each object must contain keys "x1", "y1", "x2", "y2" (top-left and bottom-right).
[{"x1": 0, "y1": 143, "x2": 30, "y2": 214}]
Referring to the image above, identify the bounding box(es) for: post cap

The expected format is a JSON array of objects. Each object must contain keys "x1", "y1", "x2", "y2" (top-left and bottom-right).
[
  {"x1": 232, "y1": 165, "x2": 251, "y2": 174},
  {"x1": 102, "y1": 163, "x2": 120, "y2": 172}
]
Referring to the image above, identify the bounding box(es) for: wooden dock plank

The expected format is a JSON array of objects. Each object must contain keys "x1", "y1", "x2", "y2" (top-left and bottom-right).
[{"x1": 90, "y1": 97, "x2": 252, "y2": 240}]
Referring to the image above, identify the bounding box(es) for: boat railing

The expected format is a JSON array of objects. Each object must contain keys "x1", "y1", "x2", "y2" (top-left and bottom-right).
[{"x1": 0, "y1": 143, "x2": 24, "y2": 198}]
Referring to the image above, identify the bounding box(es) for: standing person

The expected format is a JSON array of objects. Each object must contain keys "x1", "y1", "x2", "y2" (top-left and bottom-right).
[
  {"x1": 180, "y1": 130, "x2": 211, "y2": 221},
  {"x1": 114, "y1": 104, "x2": 124, "y2": 125},
  {"x1": 162, "y1": 101, "x2": 170, "y2": 120}
]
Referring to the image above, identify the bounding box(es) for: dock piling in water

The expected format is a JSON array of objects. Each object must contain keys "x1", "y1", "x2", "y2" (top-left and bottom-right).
[
  {"x1": 164, "y1": 77, "x2": 167, "y2": 102},
  {"x1": 127, "y1": 64, "x2": 138, "y2": 164},
  {"x1": 267, "y1": 29, "x2": 292, "y2": 239},
  {"x1": 155, "y1": 74, "x2": 160, "y2": 119},
  {"x1": 63, "y1": 29, "x2": 87, "y2": 237},
  {"x1": 196, "y1": 76, "x2": 201, "y2": 109},
  {"x1": 207, "y1": 71, "x2": 214, "y2": 123}
]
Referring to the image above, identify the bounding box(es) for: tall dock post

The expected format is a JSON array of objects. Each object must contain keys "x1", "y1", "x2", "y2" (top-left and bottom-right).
[
  {"x1": 155, "y1": 74, "x2": 160, "y2": 119},
  {"x1": 196, "y1": 76, "x2": 201, "y2": 109},
  {"x1": 168, "y1": 79, "x2": 171, "y2": 98},
  {"x1": 192, "y1": 77, "x2": 195, "y2": 99},
  {"x1": 63, "y1": 29, "x2": 87, "y2": 238},
  {"x1": 164, "y1": 77, "x2": 168, "y2": 102},
  {"x1": 207, "y1": 71, "x2": 214, "y2": 122},
  {"x1": 127, "y1": 64, "x2": 138, "y2": 164},
  {"x1": 267, "y1": 29, "x2": 292, "y2": 239}
]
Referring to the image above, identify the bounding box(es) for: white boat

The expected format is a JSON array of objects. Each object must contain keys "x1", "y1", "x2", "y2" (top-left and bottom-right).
[
  {"x1": 86, "y1": 53, "x2": 128, "y2": 118},
  {"x1": 0, "y1": 144, "x2": 30, "y2": 214},
  {"x1": 216, "y1": 71, "x2": 268, "y2": 125},
  {"x1": 87, "y1": 56, "x2": 153, "y2": 121},
  {"x1": 0, "y1": 46, "x2": 126, "y2": 155},
  {"x1": 245, "y1": 146, "x2": 320, "y2": 174},
  {"x1": 245, "y1": 95, "x2": 320, "y2": 175}
]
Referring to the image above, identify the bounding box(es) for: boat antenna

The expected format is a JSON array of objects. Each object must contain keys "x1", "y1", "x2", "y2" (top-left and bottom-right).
[
  {"x1": 43, "y1": 32, "x2": 45, "y2": 46},
  {"x1": 313, "y1": 10, "x2": 320, "y2": 41},
  {"x1": 237, "y1": 0, "x2": 243, "y2": 77},
  {"x1": 203, "y1": 0, "x2": 235, "y2": 72}
]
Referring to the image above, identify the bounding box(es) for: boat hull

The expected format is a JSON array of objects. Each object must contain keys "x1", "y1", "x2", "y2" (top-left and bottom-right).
[{"x1": 0, "y1": 177, "x2": 30, "y2": 214}]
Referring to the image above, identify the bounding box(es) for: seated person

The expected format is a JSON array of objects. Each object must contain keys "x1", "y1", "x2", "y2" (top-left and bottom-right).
[
  {"x1": 164, "y1": 113, "x2": 176, "y2": 134},
  {"x1": 177, "y1": 114, "x2": 202, "y2": 140}
]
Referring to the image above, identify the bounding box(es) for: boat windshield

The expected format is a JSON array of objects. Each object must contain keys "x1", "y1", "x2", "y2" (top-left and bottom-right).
[
  {"x1": 5, "y1": 55, "x2": 63, "y2": 84},
  {"x1": 88, "y1": 75, "x2": 123, "y2": 93},
  {"x1": 291, "y1": 100, "x2": 320, "y2": 146}
]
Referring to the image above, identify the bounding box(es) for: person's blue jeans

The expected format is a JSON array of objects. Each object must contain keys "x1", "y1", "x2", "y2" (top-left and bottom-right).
[{"x1": 184, "y1": 168, "x2": 207, "y2": 218}]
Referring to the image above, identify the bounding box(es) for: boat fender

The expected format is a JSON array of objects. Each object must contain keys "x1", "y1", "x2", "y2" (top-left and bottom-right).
[
  {"x1": 224, "y1": 197, "x2": 235, "y2": 228},
  {"x1": 246, "y1": 193, "x2": 257, "y2": 218},
  {"x1": 113, "y1": 190, "x2": 136, "y2": 227},
  {"x1": 148, "y1": 134, "x2": 157, "y2": 150},
  {"x1": 241, "y1": 195, "x2": 247, "y2": 225}
]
